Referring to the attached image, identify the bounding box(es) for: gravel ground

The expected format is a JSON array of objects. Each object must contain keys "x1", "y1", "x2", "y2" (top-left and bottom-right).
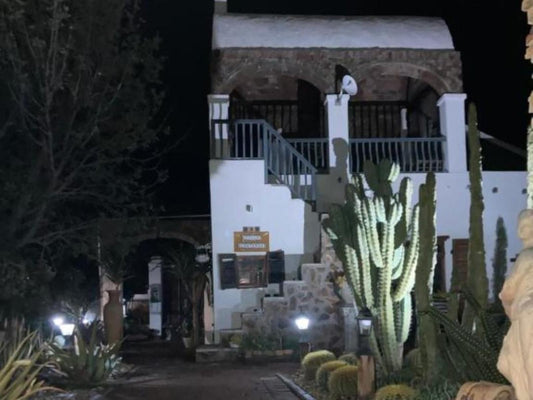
[{"x1": 103, "y1": 341, "x2": 300, "y2": 400}]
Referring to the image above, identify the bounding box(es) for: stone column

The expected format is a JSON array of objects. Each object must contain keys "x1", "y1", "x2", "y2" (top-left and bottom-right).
[
  {"x1": 324, "y1": 94, "x2": 350, "y2": 171},
  {"x1": 208, "y1": 94, "x2": 230, "y2": 158},
  {"x1": 437, "y1": 93, "x2": 467, "y2": 173},
  {"x1": 148, "y1": 256, "x2": 163, "y2": 336}
]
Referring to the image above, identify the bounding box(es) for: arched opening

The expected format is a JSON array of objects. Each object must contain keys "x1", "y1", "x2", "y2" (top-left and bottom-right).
[
  {"x1": 349, "y1": 75, "x2": 440, "y2": 139},
  {"x1": 228, "y1": 76, "x2": 325, "y2": 139}
]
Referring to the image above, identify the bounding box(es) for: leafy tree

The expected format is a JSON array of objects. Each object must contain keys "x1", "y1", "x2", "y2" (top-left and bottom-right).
[{"x1": 0, "y1": 0, "x2": 166, "y2": 314}]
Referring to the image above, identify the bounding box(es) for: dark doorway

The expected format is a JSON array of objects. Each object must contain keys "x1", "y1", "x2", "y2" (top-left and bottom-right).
[{"x1": 297, "y1": 79, "x2": 323, "y2": 138}]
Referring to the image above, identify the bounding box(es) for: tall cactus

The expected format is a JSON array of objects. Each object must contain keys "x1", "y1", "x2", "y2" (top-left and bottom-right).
[
  {"x1": 462, "y1": 103, "x2": 488, "y2": 331},
  {"x1": 324, "y1": 160, "x2": 419, "y2": 374},
  {"x1": 414, "y1": 172, "x2": 440, "y2": 382},
  {"x1": 492, "y1": 217, "x2": 507, "y2": 304}
]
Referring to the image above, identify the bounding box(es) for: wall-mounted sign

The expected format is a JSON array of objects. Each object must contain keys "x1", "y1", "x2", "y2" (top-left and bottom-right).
[{"x1": 234, "y1": 231, "x2": 269, "y2": 252}]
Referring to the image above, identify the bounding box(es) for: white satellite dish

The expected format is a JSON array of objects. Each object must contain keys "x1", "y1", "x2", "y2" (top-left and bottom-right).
[{"x1": 341, "y1": 75, "x2": 358, "y2": 96}]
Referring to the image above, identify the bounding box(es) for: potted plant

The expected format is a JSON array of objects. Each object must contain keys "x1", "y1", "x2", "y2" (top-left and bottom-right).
[
  {"x1": 229, "y1": 334, "x2": 242, "y2": 349},
  {"x1": 101, "y1": 245, "x2": 131, "y2": 345}
]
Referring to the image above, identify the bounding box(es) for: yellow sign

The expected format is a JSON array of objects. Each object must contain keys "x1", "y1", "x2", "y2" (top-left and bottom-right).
[{"x1": 234, "y1": 231, "x2": 269, "y2": 252}]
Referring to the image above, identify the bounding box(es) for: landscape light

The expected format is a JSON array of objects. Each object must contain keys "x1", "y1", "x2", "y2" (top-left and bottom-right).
[
  {"x1": 52, "y1": 316, "x2": 64, "y2": 327},
  {"x1": 295, "y1": 316, "x2": 310, "y2": 331},
  {"x1": 59, "y1": 323, "x2": 75, "y2": 336}
]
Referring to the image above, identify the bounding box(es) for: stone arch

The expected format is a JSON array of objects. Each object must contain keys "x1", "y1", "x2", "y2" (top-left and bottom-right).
[
  {"x1": 353, "y1": 62, "x2": 453, "y2": 96},
  {"x1": 214, "y1": 61, "x2": 330, "y2": 95}
]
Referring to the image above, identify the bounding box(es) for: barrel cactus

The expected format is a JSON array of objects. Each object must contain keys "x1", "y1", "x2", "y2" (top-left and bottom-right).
[
  {"x1": 375, "y1": 384, "x2": 417, "y2": 400},
  {"x1": 338, "y1": 352, "x2": 358, "y2": 365},
  {"x1": 301, "y1": 350, "x2": 336, "y2": 380},
  {"x1": 324, "y1": 160, "x2": 420, "y2": 373},
  {"x1": 328, "y1": 365, "x2": 358, "y2": 400},
  {"x1": 316, "y1": 360, "x2": 348, "y2": 391}
]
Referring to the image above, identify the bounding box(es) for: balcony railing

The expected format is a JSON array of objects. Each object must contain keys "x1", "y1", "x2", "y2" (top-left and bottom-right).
[
  {"x1": 210, "y1": 119, "x2": 317, "y2": 203},
  {"x1": 350, "y1": 137, "x2": 446, "y2": 173},
  {"x1": 286, "y1": 138, "x2": 328, "y2": 170}
]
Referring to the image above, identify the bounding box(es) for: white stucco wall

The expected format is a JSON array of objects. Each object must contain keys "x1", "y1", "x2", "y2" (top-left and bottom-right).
[
  {"x1": 213, "y1": 14, "x2": 454, "y2": 50},
  {"x1": 209, "y1": 159, "x2": 320, "y2": 334},
  {"x1": 397, "y1": 171, "x2": 527, "y2": 298}
]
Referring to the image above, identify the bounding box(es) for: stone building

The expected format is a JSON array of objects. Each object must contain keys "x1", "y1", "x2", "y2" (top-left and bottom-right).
[{"x1": 206, "y1": 0, "x2": 526, "y2": 350}]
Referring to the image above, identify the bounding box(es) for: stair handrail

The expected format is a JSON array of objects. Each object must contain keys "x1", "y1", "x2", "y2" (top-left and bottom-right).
[{"x1": 231, "y1": 119, "x2": 317, "y2": 203}]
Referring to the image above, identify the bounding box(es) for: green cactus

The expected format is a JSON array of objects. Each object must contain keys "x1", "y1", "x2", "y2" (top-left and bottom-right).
[
  {"x1": 413, "y1": 172, "x2": 440, "y2": 382},
  {"x1": 492, "y1": 217, "x2": 508, "y2": 303},
  {"x1": 462, "y1": 103, "x2": 489, "y2": 331},
  {"x1": 301, "y1": 350, "x2": 336, "y2": 380},
  {"x1": 316, "y1": 360, "x2": 348, "y2": 391},
  {"x1": 426, "y1": 288, "x2": 507, "y2": 384},
  {"x1": 375, "y1": 384, "x2": 417, "y2": 400},
  {"x1": 338, "y1": 352, "x2": 358, "y2": 366},
  {"x1": 324, "y1": 160, "x2": 419, "y2": 374},
  {"x1": 328, "y1": 365, "x2": 358, "y2": 400}
]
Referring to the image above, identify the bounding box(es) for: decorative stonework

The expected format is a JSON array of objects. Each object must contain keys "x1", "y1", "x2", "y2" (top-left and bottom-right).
[
  {"x1": 497, "y1": 210, "x2": 533, "y2": 399},
  {"x1": 211, "y1": 48, "x2": 462, "y2": 96},
  {"x1": 242, "y1": 263, "x2": 345, "y2": 352}
]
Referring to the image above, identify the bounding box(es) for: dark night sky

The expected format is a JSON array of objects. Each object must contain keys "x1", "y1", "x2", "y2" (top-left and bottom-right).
[{"x1": 142, "y1": 0, "x2": 531, "y2": 216}]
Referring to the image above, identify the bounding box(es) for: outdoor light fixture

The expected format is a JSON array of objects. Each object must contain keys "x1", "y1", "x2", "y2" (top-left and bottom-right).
[
  {"x1": 295, "y1": 314, "x2": 311, "y2": 360},
  {"x1": 52, "y1": 316, "x2": 64, "y2": 327},
  {"x1": 195, "y1": 244, "x2": 211, "y2": 264},
  {"x1": 295, "y1": 316, "x2": 310, "y2": 331},
  {"x1": 356, "y1": 307, "x2": 376, "y2": 400},
  {"x1": 356, "y1": 307, "x2": 373, "y2": 356},
  {"x1": 59, "y1": 323, "x2": 75, "y2": 336}
]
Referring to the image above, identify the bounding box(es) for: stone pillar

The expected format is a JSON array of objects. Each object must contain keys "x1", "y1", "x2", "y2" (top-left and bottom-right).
[
  {"x1": 148, "y1": 256, "x2": 163, "y2": 336},
  {"x1": 208, "y1": 94, "x2": 230, "y2": 158},
  {"x1": 325, "y1": 94, "x2": 350, "y2": 171},
  {"x1": 437, "y1": 93, "x2": 467, "y2": 173}
]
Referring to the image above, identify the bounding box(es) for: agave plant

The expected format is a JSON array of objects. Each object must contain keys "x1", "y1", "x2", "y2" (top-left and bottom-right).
[
  {"x1": 0, "y1": 332, "x2": 58, "y2": 400},
  {"x1": 49, "y1": 323, "x2": 121, "y2": 387}
]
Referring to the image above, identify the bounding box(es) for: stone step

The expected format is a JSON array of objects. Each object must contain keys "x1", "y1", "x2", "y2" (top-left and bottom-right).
[{"x1": 195, "y1": 345, "x2": 240, "y2": 363}]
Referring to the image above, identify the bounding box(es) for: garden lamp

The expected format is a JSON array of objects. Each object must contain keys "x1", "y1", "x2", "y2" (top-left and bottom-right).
[
  {"x1": 295, "y1": 314, "x2": 311, "y2": 360},
  {"x1": 356, "y1": 307, "x2": 373, "y2": 356},
  {"x1": 356, "y1": 307, "x2": 375, "y2": 400}
]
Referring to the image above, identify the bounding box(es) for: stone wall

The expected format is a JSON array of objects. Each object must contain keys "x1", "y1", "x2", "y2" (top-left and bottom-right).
[
  {"x1": 211, "y1": 48, "x2": 462, "y2": 96},
  {"x1": 242, "y1": 263, "x2": 346, "y2": 352}
]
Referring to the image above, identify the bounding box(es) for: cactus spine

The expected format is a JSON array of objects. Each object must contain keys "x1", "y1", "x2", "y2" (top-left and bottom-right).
[
  {"x1": 462, "y1": 103, "x2": 488, "y2": 331},
  {"x1": 414, "y1": 172, "x2": 439, "y2": 382},
  {"x1": 324, "y1": 160, "x2": 419, "y2": 374}
]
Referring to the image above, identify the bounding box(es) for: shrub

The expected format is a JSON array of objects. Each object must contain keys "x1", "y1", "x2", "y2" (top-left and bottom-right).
[
  {"x1": 375, "y1": 384, "x2": 417, "y2": 400},
  {"x1": 315, "y1": 360, "x2": 347, "y2": 391},
  {"x1": 338, "y1": 352, "x2": 358, "y2": 365},
  {"x1": 328, "y1": 365, "x2": 358, "y2": 399},
  {"x1": 301, "y1": 350, "x2": 336, "y2": 380},
  {"x1": 49, "y1": 324, "x2": 121, "y2": 387},
  {"x1": 0, "y1": 332, "x2": 57, "y2": 399}
]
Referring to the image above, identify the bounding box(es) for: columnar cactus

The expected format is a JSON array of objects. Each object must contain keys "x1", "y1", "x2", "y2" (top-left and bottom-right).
[
  {"x1": 462, "y1": 103, "x2": 488, "y2": 331},
  {"x1": 324, "y1": 160, "x2": 420, "y2": 373},
  {"x1": 414, "y1": 172, "x2": 440, "y2": 382}
]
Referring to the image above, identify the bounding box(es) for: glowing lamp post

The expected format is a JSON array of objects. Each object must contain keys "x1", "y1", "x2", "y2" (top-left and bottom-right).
[
  {"x1": 356, "y1": 307, "x2": 375, "y2": 400},
  {"x1": 295, "y1": 315, "x2": 311, "y2": 360}
]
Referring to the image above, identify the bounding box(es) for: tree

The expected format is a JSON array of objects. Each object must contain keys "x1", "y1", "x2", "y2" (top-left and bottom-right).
[
  {"x1": 162, "y1": 242, "x2": 211, "y2": 348},
  {"x1": 0, "y1": 0, "x2": 166, "y2": 313}
]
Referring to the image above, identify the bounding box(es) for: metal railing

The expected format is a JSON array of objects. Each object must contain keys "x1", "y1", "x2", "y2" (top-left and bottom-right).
[
  {"x1": 210, "y1": 119, "x2": 317, "y2": 203},
  {"x1": 349, "y1": 137, "x2": 446, "y2": 173},
  {"x1": 230, "y1": 99, "x2": 326, "y2": 137},
  {"x1": 286, "y1": 138, "x2": 329, "y2": 170},
  {"x1": 349, "y1": 101, "x2": 437, "y2": 139}
]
